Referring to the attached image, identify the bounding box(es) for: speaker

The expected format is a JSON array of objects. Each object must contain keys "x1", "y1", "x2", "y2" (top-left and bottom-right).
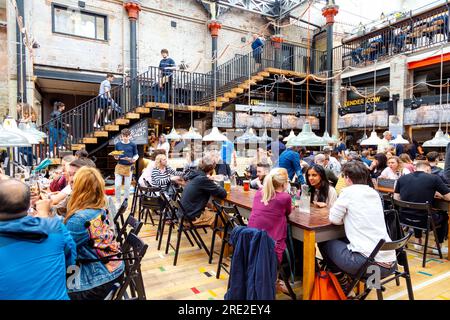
[{"x1": 152, "y1": 109, "x2": 166, "y2": 120}]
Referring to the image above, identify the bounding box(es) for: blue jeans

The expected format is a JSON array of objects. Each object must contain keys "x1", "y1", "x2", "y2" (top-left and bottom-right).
[
  {"x1": 318, "y1": 239, "x2": 396, "y2": 279},
  {"x1": 49, "y1": 126, "x2": 67, "y2": 151}
]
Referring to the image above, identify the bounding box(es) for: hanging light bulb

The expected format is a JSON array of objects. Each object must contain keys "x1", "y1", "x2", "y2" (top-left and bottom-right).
[
  {"x1": 235, "y1": 127, "x2": 260, "y2": 144},
  {"x1": 165, "y1": 127, "x2": 181, "y2": 140}
]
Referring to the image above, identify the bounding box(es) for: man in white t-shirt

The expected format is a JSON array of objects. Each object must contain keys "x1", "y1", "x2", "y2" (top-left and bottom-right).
[
  {"x1": 377, "y1": 131, "x2": 392, "y2": 154},
  {"x1": 318, "y1": 161, "x2": 397, "y2": 291}
]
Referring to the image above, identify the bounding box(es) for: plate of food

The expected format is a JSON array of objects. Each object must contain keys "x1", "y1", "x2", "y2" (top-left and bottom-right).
[{"x1": 109, "y1": 150, "x2": 124, "y2": 156}]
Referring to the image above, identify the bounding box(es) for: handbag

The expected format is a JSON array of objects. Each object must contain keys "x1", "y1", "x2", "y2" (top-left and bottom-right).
[
  {"x1": 310, "y1": 270, "x2": 347, "y2": 300},
  {"x1": 115, "y1": 163, "x2": 132, "y2": 177}
]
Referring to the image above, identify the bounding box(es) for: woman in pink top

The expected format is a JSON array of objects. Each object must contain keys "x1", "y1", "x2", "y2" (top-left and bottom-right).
[{"x1": 248, "y1": 168, "x2": 291, "y2": 263}]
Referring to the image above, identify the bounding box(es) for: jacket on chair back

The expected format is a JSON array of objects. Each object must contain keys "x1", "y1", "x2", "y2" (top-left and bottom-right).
[{"x1": 225, "y1": 226, "x2": 278, "y2": 300}]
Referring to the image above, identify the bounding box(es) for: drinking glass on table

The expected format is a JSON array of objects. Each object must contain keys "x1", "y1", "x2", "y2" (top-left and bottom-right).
[
  {"x1": 243, "y1": 180, "x2": 250, "y2": 191},
  {"x1": 224, "y1": 180, "x2": 231, "y2": 193}
]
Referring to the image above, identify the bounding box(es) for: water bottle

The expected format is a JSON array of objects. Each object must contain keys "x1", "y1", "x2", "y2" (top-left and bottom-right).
[{"x1": 299, "y1": 185, "x2": 311, "y2": 214}]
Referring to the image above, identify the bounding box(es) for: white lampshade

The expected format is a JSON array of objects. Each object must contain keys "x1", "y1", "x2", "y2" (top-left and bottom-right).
[
  {"x1": 360, "y1": 131, "x2": 381, "y2": 146},
  {"x1": 322, "y1": 131, "x2": 339, "y2": 144},
  {"x1": 283, "y1": 130, "x2": 296, "y2": 142},
  {"x1": 357, "y1": 133, "x2": 368, "y2": 144},
  {"x1": 0, "y1": 124, "x2": 32, "y2": 147},
  {"x1": 3, "y1": 117, "x2": 40, "y2": 145},
  {"x1": 286, "y1": 122, "x2": 327, "y2": 147},
  {"x1": 18, "y1": 122, "x2": 47, "y2": 140},
  {"x1": 236, "y1": 127, "x2": 261, "y2": 144},
  {"x1": 390, "y1": 134, "x2": 409, "y2": 145},
  {"x1": 259, "y1": 129, "x2": 273, "y2": 142},
  {"x1": 182, "y1": 126, "x2": 203, "y2": 140},
  {"x1": 423, "y1": 129, "x2": 450, "y2": 147},
  {"x1": 165, "y1": 128, "x2": 181, "y2": 140},
  {"x1": 202, "y1": 127, "x2": 228, "y2": 142}
]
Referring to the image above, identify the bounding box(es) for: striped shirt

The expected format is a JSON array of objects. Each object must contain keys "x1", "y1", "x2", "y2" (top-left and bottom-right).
[{"x1": 150, "y1": 166, "x2": 183, "y2": 191}]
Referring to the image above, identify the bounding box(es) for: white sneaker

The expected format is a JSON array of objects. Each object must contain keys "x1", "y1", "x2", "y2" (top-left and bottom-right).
[
  {"x1": 93, "y1": 123, "x2": 101, "y2": 129},
  {"x1": 413, "y1": 244, "x2": 423, "y2": 251}
]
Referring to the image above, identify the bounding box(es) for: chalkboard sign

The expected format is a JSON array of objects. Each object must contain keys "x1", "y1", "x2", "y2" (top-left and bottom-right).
[
  {"x1": 213, "y1": 111, "x2": 233, "y2": 128},
  {"x1": 109, "y1": 119, "x2": 148, "y2": 145}
]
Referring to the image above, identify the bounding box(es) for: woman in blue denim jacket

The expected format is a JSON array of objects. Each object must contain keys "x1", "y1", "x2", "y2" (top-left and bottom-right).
[{"x1": 64, "y1": 166, "x2": 124, "y2": 300}]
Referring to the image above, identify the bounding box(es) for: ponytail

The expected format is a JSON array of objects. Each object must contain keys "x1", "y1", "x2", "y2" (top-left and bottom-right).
[{"x1": 261, "y1": 168, "x2": 288, "y2": 206}]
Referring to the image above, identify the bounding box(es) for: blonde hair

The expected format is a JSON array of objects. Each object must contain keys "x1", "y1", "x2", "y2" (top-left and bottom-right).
[
  {"x1": 387, "y1": 156, "x2": 404, "y2": 173},
  {"x1": 261, "y1": 168, "x2": 288, "y2": 206},
  {"x1": 65, "y1": 167, "x2": 106, "y2": 223},
  {"x1": 154, "y1": 154, "x2": 167, "y2": 168}
]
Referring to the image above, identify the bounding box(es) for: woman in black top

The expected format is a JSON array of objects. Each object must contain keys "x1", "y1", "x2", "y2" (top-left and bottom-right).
[{"x1": 369, "y1": 153, "x2": 388, "y2": 179}]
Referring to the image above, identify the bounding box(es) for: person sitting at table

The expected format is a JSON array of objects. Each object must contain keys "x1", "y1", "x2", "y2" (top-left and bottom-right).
[
  {"x1": 179, "y1": 154, "x2": 227, "y2": 227},
  {"x1": 49, "y1": 155, "x2": 75, "y2": 192},
  {"x1": 306, "y1": 165, "x2": 337, "y2": 209},
  {"x1": 379, "y1": 156, "x2": 411, "y2": 180},
  {"x1": 138, "y1": 149, "x2": 166, "y2": 187},
  {"x1": 314, "y1": 154, "x2": 339, "y2": 187},
  {"x1": 250, "y1": 163, "x2": 271, "y2": 190},
  {"x1": 394, "y1": 160, "x2": 450, "y2": 253},
  {"x1": 426, "y1": 151, "x2": 448, "y2": 184},
  {"x1": 248, "y1": 168, "x2": 291, "y2": 264},
  {"x1": 369, "y1": 153, "x2": 388, "y2": 179},
  {"x1": 0, "y1": 179, "x2": 76, "y2": 300},
  {"x1": 399, "y1": 153, "x2": 415, "y2": 173},
  {"x1": 150, "y1": 153, "x2": 184, "y2": 193},
  {"x1": 64, "y1": 167, "x2": 124, "y2": 300},
  {"x1": 319, "y1": 161, "x2": 397, "y2": 291}
]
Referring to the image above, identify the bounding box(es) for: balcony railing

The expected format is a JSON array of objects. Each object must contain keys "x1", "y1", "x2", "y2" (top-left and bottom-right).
[{"x1": 334, "y1": 3, "x2": 450, "y2": 69}]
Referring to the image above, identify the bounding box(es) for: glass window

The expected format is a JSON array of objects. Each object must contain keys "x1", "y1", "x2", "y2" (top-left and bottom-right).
[{"x1": 53, "y1": 5, "x2": 106, "y2": 40}]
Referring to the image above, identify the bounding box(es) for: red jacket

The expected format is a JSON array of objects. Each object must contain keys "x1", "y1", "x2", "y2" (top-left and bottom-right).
[{"x1": 50, "y1": 175, "x2": 66, "y2": 192}]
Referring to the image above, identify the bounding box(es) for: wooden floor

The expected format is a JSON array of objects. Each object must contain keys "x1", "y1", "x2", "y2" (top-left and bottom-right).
[{"x1": 130, "y1": 204, "x2": 450, "y2": 300}]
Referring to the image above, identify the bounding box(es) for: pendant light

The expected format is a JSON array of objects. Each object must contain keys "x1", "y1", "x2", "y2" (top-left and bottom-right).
[
  {"x1": 286, "y1": 121, "x2": 327, "y2": 147},
  {"x1": 322, "y1": 131, "x2": 339, "y2": 144},
  {"x1": 357, "y1": 132, "x2": 368, "y2": 144},
  {"x1": 18, "y1": 122, "x2": 47, "y2": 140},
  {"x1": 423, "y1": 47, "x2": 450, "y2": 147},
  {"x1": 0, "y1": 123, "x2": 32, "y2": 147},
  {"x1": 283, "y1": 129, "x2": 296, "y2": 142},
  {"x1": 390, "y1": 134, "x2": 409, "y2": 144},
  {"x1": 202, "y1": 54, "x2": 228, "y2": 142},
  {"x1": 183, "y1": 79, "x2": 202, "y2": 140},
  {"x1": 165, "y1": 78, "x2": 181, "y2": 140},
  {"x1": 3, "y1": 116, "x2": 39, "y2": 145},
  {"x1": 235, "y1": 127, "x2": 260, "y2": 144},
  {"x1": 360, "y1": 61, "x2": 380, "y2": 146},
  {"x1": 260, "y1": 129, "x2": 272, "y2": 142}
]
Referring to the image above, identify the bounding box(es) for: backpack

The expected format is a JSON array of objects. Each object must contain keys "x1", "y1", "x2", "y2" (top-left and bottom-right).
[{"x1": 310, "y1": 270, "x2": 347, "y2": 300}]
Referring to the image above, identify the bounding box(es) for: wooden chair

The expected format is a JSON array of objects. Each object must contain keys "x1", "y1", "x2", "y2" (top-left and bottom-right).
[
  {"x1": 345, "y1": 231, "x2": 414, "y2": 300},
  {"x1": 393, "y1": 199, "x2": 444, "y2": 268},
  {"x1": 107, "y1": 233, "x2": 148, "y2": 300}
]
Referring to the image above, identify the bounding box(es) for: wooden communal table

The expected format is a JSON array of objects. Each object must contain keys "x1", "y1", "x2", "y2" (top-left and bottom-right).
[
  {"x1": 222, "y1": 187, "x2": 345, "y2": 300},
  {"x1": 375, "y1": 186, "x2": 450, "y2": 260}
]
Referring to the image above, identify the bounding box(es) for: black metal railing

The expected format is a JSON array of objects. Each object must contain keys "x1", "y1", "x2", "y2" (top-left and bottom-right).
[
  {"x1": 334, "y1": 3, "x2": 450, "y2": 69},
  {"x1": 33, "y1": 42, "x2": 325, "y2": 160},
  {"x1": 36, "y1": 67, "x2": 213, "y2": 159}
]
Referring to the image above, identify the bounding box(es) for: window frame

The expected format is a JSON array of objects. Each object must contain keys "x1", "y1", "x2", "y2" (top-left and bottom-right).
[{"x1": 51, "y1": 3, "x2": 108, "y2": 42}]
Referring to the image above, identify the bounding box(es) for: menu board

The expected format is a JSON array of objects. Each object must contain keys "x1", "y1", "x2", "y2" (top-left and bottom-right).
[
  {"x1": 235, "y1": 112, "x2": 281, "y2": 129},
  {"x1": 212, "y1": 111, "x2": 233, "y2": 128},
  {"x1": 109, "y1": 119, "x2": 148, "y2": 145},
  {"x1": 404, "y1": 105, "x2": 450, "y2": 125},
  {"x1": 281, "y1": 115, "x2": 320, "y2": 130},
  {"x1": 338, "y1": 110, "x2": 388, "y2": 129}
]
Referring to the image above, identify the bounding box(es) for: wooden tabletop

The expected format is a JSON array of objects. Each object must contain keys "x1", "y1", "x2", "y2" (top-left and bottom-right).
[
  {"x1": 223, "y1": 187, "x2": 256, "y2": 210},
  {"x1": 223, "y1": 187, "x2": 336, "y2": 231},
  {"x1": 288, "y1": 207, "x2": 334, "y2": 231}
]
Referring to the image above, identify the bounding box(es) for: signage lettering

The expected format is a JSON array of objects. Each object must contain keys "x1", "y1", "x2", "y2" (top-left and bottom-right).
[{"x1": 344, "y1": 96, "x2": 381, "y2": 107}]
